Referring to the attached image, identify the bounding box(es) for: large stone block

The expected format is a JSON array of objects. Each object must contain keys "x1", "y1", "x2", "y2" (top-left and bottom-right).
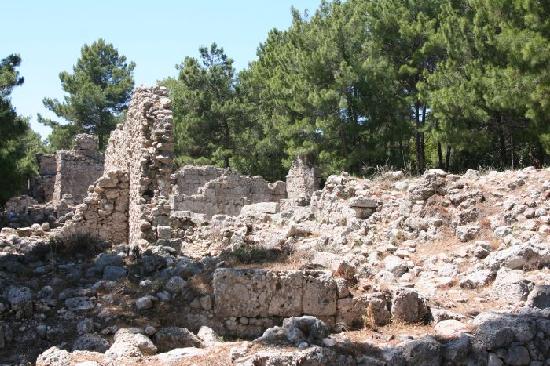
[{"x1": 213, "y1": 269, "x2": 337, "y2": 319}]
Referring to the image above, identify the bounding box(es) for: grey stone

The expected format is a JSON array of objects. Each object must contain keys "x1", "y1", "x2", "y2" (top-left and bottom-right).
[
  {"x1": 136, "y1": 295, "x2": 155, "y2": 311},
  {"x1": 504, "y1": 345, "x2": 530, "y2": 365},
  {"x1": 391, "y1": 288, "x2": 429, "y2": 323},
  {"x1": 102, "y1": 265, "x2": 127, "y2": 281},
  {"x1": 154, "y1": 327, "x2": 201, "y2": 352},
  {"x1": 401, "y1": 336, "x2": 442, "y2": 366},
  {"x1": 282, "y1": 316, "x2": 329, "y2": 346},
  {"x1": 6, "y1": 286, "x2": 32, "y2": 306},
  {"x1": 72, "y1": 334, "x2": 109, "y2": 352},
  {"x1": 164, "y1": 276, "x2": 185, "y2": 293},
  {"x1": 65, "y1": 297, "x2": 94, "y2": 311}
]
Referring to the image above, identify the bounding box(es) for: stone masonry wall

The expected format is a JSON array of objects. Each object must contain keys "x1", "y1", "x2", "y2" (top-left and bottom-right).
[
  {"x1": 126, "y1": 87, "x2": 174, "y2": 248},
  {"x1": 211, "y1": 268, "x2": 365, "y2": 337},
  {"x1": 286, "y1": 155, "x2": 321, "y2": 200},
  {"x1": 52, "y1": 134, "x2": 104, "y2": 205},
  {"x1": 172, "y1": 165, "x2": 225, "y2": 196},
  {"x1": 171, "y1": 168, "x2": 286, "y2": 218},
  {"x1": 28, "y1": 154, "x2": 56, "y2": 203},
  {"x1": 52, "y1": 86, "x2": 173, "y2": 246}
]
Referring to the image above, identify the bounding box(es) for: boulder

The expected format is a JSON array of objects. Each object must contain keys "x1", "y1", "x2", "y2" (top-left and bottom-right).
[
  {"x1": 391, "y1": 288, "x2": 429, "y2": 323},
  {"x1": 106, "y1": 328, "x2": 157, "y2": 358},
  {"x1": 526, "y1": 284, "x2": 550, "y2": 309},
  {"x1": 401, "y1": 336, "x2": 442, "y2": 366},
  {"x1": 72, "y1": 334, "x2": 109, "y2": 352},
  {"x1": 282, "y1": 316, "x2": 329, "y2": 346},
  {"x1": 154, "y1": 327, "x2": 201, "y2": 352}
]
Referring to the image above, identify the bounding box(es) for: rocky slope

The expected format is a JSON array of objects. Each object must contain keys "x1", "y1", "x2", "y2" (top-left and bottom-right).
[{"x1": 0, "y1": 167, "x2": 549, "y2": 365}]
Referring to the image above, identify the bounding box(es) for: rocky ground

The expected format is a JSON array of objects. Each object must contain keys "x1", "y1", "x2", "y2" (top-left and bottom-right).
[{"x1": 1, "y1": 167, "x2": 549, "y2": 365}]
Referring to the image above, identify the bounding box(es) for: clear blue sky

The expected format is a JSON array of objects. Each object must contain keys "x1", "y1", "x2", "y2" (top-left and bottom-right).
[{"x1": 1, "y1": 0, "x2": 321, "y2": 138}]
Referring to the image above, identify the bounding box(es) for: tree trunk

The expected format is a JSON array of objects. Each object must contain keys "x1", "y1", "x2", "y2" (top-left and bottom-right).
[
  {"x1": 445, "y1": 145, "x2": 451, "y2": 171},
  {"x1": 415, "y1": 103, "x2": 425, "y2": 174},
  {"x1": 437, "y1": 142, "x2": 443, "y2": 169}
]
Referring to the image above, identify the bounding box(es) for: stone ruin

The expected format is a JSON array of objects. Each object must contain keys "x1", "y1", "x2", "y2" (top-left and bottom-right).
[
  {"x1": 52, "y1": 86, "x2": 174, "y2": 247},
  {"x1": 52, "y1": 134, "x2": 104, "y2": 205},
  {"x1": 2, "y1": 86, "x2": 548, "y2": 366},
  {"x1": 286, "y1": 155, "x2": 320, "y2": 201},
  {"x1": 28, "y1": 153, "x2": 56, "y2": 203},
  {"x1": 171, "y1": 166, "x2": 286, "y2": 218},
  {"x1": 2, "y1": 133, "x2": 105, "y2": 227}
]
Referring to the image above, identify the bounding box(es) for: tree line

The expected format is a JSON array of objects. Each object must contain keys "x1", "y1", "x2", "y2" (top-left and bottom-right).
[{"x1": 1, "y1": 0, "x2": 549, "y2": 204}]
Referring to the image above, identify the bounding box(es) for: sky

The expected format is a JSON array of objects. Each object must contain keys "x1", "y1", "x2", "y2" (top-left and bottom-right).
[{"x1": 1, "y1": 0, "x2": 321, "y2": 138}]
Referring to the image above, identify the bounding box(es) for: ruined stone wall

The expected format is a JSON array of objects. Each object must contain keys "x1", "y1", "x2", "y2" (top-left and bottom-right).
[
  {"x1": 171, "y1": 168, "x2": 286, "y2": 218},
  {"x1": 172, "y1": 165, "x2": 225, "y2": 196},
  {"x1": 28, "y1": 154, "x2": 57, "y2": 203},
  {"x1": 210, "y1": 268, "x2": 377, "y2": 337},
  {"x1": 51, "y1": 171, "x2": 129, "y2": 244},
  {"x1": 52, "y1": 86, "x2": 173, "y2": 246},
  {"x1": 104, "y1": 126, "x2": 129, "y2": 173},
  {"x1": 286, "y1": 156, "x2": 321, "y2": 200},
  {"x1": 126, "y1": 87, "x2": 174, "y2": 248},
  {"x1": 52, "y1": 134, "x2": 104, "y2": 205}
]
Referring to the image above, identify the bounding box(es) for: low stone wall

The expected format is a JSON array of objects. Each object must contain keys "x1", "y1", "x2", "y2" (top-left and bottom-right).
[
  {"x1": 210, "y1": 268, "x2": 379, "y2": 337},
  {"x1": 171, "y1": 169, "x2": 286, "y2": 218},
  {"x1": 172, "y1": 165, "x2": 225, "y2": 196}
]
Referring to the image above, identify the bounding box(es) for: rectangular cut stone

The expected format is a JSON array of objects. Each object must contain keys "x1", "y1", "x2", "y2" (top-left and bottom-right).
[
  {"x1": 266, "y1": 270, "x2": 303, "y2": 317},
  {"x1": 302, "y1": 271, "x2": 338, "y2": 316},
  {"x1": 213, "y1": 268, "x2": 337, "y2": 319},
  {"x1": 213, "y1": 269, "x2": 271, "y2": 318}
]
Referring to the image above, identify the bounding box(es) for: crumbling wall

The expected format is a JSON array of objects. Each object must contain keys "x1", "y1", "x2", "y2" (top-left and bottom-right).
[
  {"x1": 171, "y1": 168, "x2": 286, "y2": 218},
  {"x1": 28, "y1": 154, "x2": 56, "y2": 203},
  {"x1": 210, "y1": 268, "x2": 382, "y2": 338},
  {"x1": 52, "y1": 86, "x2": 173, "y2": 246},
  {"x1": 126, "y1": 87, "x2": 174, "y2": 248},
  {"x1": 286, "y1": 156, "x2": 320, "y2": 200},
  {"x1": 172, "y1": 165, "x2": 225, "y2": 196},
  {"x1": 51, "y1": 171, "x2": 129, "y2": 244},
  {"x1": 52, "y1": 134, "x2": 104, "y2": 205}
]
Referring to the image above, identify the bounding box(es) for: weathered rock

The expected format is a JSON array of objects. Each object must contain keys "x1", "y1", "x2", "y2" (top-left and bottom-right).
[
  {"x1": 164, "y1": 276, "x2": 185, "y2": 294},
  {"x1": 154, "y1": 327, "x2": 201, "y2": 352},
  {"x1": 401, "y1": 336, "x2": 442, "y2": 366},
  {"x1": 491, "y1": 268, "x2": 533, "y2": 303},
  {"x1": 65, "y1": 297, "x2": 94, "y2": 311},
  {"x1": 282, "y1": 316, "x2": 329, "y2": 346},
  {"x1": 36, "y1": 346, "x2": 71, "y2": 366},
  {"x1": 391, "y1": 288, "x2": 429, "y2": 323},
  {"x1": 434, "y1": 320, "x2": 469, "y2": 338},
  {"x1": 72, "y1": 334, "x2": 109, "y2": 352},
  {"x1": 102, "y1": 265, "x2": 127, "y2": 281},
  {"x1": 136, "y1": 295, "x2": 155, "y2": 311},
  {"x1": 526, "y1": 284, "x2": 550, "y2": 309},
  {"x1": 106, "y1": 328, "x2": 157, "y2": 358}
]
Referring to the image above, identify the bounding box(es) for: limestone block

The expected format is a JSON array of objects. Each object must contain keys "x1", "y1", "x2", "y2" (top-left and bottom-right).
[{"x1": 302, "y1": 271, "x2": 337, "y2": 316}]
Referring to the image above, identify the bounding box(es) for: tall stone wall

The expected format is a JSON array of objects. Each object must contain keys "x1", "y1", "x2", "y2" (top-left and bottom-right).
[
  {"x1": 171, "y1": 168, "x2": 286, "y2": 218},
  {"x1": 52, "y1": 134, "x2": 104, "y2": 205},
  {"x1": 126, "y1": 87, "x2": 174, "y2": 248},
  {"x1": 286, "y1": 155, "x2": 321, "y2": 200},
  {"x1": 52, "y1": 86, "x2": 174, "y2": 247}
]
